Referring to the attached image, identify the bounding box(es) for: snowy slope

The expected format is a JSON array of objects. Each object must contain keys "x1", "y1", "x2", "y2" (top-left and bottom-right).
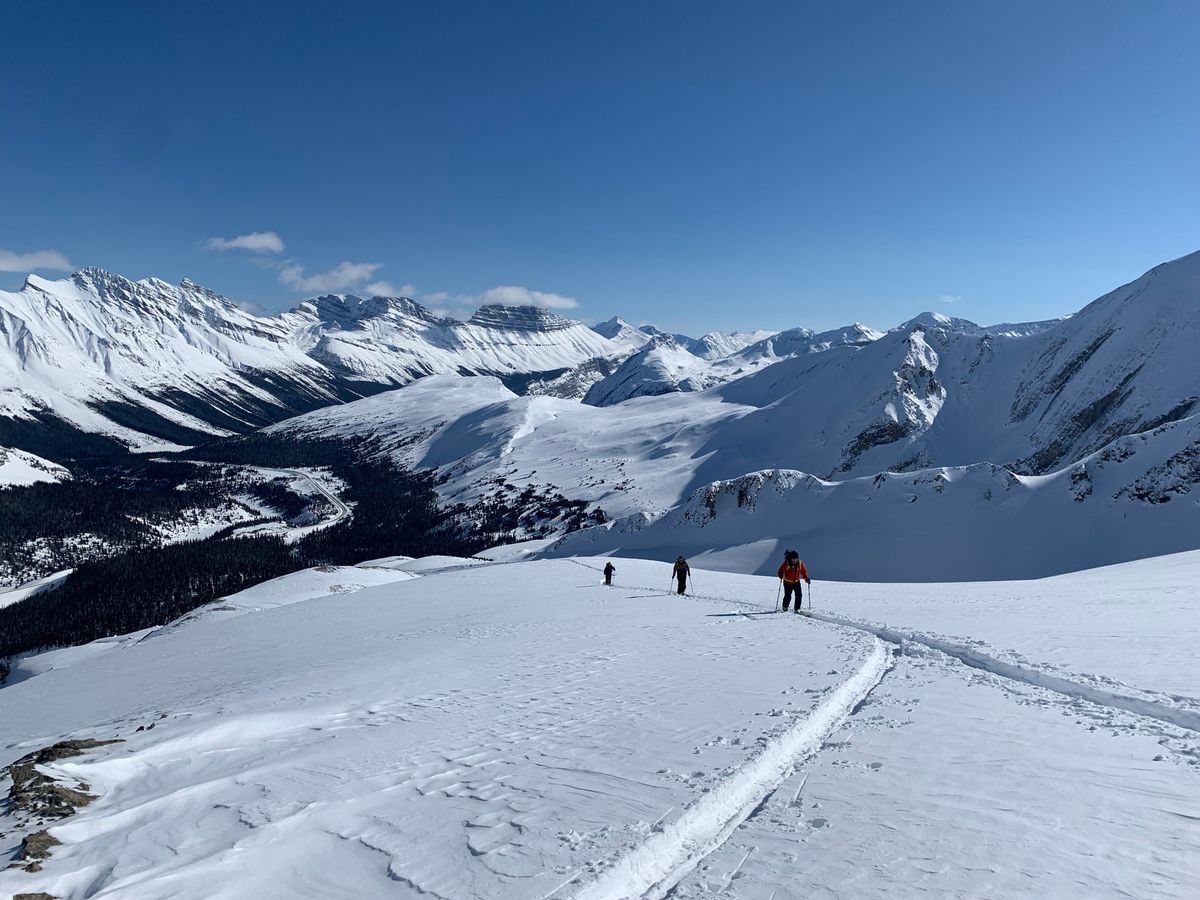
[
  {"x1": 1008, "y1": 251, "x2": 1200, "y2": 470},
  {"x1": 727, "y1": 322, "x2": 884, "y2": 363},
  {"x1": 266, "y1": 374, "x2": 752, "y2": 520},
  {"x1": 0, "y1": 569, "x2": 70, "y2": 611},
  {"x1": 0, "y1": 269, "x2": 623, "y2": 451},
  {"x1": 547, "y1": 414, "x2": 1200, "y2": 581},
  {"x1": 0, "y1": 446, "x2": 69, "y2": 486},
  {"x1": 587, "y1": 320, "x2": 774, "y2": 362},
  {"x1": 702, "y1": 250, "x2": 1200, "y2": 481},
  {"x1": 688, "y1": 329, "x2": 776, "y2": 360},
  {"x1": 588, "y1": 316, "x2": 654, "y2": 353},
  {"x1": 982, "y1": 316, "x2": 1067, "y2": 337},
  {"x1": 585, "y1": 252, "x2": 1200, "y2": 482},
  {"x1": 583, "y1": 325, "x2": 879, "y2": 406},
  {"x1": 271, "y1": 342, "x2": 1200, "y2": 575},
  {"x1": 583, "y1": 336, "x2": 722, "y2": 405},
  {"x1": 1, "y1": 554, "x2": 1196, "y2": 899}
]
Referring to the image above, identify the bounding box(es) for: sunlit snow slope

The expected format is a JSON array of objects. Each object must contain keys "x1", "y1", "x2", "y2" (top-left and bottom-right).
[{"x1": 1, "y1": 553, "x2": 1196, "y2": 899}]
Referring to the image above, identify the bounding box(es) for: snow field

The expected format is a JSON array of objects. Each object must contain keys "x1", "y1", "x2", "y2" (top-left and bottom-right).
[
  {"x1": 0, "y1": 446, "x2": 70, "y2": 487},
  {"x1": 570, "y1": 640, "x2": 890, "y2": 899},
  {"x1": 1, "y1": 555, "x2": 1197, "y2": 899},
  {"x1": 668, "y1": 650, "x2": 1200, "y2": 899},
  {"x1": 0, "y1": 560, "x2": 878, "y2": 899}
]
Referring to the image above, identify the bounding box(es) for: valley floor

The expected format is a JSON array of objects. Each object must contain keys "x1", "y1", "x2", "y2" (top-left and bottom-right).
[{"x1": 1, "y1": 555, "x2": 1198, "y2": 899}]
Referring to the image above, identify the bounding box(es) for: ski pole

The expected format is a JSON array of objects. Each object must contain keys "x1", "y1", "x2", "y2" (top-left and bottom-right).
[{"x1": 775, "y1": 580, "x2": 782, "y2": 612}]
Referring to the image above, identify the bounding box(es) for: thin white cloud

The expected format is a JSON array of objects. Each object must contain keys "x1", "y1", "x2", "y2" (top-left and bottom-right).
[
  {"x1": 938, "y1": 294, "x2": 963, "y2": 305},
  {"x1": 364, "y1": 280, "x2": 418, "y2": 297},
  {"x1": 232, "y1": 298, "x2": 269, "y2": 315},
  {"x1": 203, "y1": 231, "x2": 285, "y2": 253},
  {"x1": 279, "y1": 261, "x2": 382, "y2": 293},
  {"x1": 476, "y1": 285, "x2": 579, "y2": 310},
  {"x1": 0, "y1": 248, "x2": 73, "y2": 272}
]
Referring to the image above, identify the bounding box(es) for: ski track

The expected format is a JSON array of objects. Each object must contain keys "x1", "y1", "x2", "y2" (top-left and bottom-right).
[
  {"x1": 568, "y1": 559, "x2": 1200, "y2": 735},
  {"x1": 807, "y1": 610, "x2": 1200, "y2": 734},
  {"x1": 569, "y1": 641, "x2": 891, "y2": 900}
]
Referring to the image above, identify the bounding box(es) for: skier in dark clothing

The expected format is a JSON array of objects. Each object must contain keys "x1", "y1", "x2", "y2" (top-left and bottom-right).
[
  {"x1": 777, "y1": 549, "x2": 810, "y2": 613},
  {"x1": 672, "y1": 556, "x2": 690, "y2": 594},
  {"x1": 603, "y1": 561, "x2": 615, "y2": 586}
]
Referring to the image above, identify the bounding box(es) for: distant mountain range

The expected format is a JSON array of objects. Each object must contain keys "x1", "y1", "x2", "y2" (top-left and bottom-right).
[
  {"x1": 2, "y1": 251, "x2": 1198, "y2": 579},
  {"x1": 0, "y1": 269, "x2": 778, "y2": 457}
]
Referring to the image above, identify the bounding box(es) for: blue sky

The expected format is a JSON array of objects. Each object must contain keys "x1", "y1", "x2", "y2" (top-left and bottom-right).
[{"x1": 2, "y1": 1, "x2": 1198, "y2": 333}]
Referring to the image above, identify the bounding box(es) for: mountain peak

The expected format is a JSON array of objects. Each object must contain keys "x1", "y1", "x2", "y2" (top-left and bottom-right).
[
  {"x1": 590, "y1": 316, "x2": 635, "y2": 339},
  {"x1": 468, "y1": 304, "x2": 574, "y2": 331},
  {"x1": 73, "y1": 265, "x2": 132, "y2": 292},
  {"x1": 291, "y1": 293, "x2": 445, "y2": 329},
  {"x1": 900, "y1": 311, "x2": 983, "y2": 332}
]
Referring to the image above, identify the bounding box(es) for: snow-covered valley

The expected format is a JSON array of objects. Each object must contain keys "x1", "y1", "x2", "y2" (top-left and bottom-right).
[{"x1": 1, "y1": 553, "x2": 1196, "y2": 899}]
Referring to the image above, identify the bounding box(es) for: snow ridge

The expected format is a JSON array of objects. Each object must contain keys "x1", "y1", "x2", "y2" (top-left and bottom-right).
[{"x1": 571, "y1": 640, "x2": 891, "y2": 900}]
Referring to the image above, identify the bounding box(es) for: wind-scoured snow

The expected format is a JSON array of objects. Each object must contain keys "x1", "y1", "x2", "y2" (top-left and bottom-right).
[{"x1": 1, "y1": 554, "x2": 1197, "y2": 899}]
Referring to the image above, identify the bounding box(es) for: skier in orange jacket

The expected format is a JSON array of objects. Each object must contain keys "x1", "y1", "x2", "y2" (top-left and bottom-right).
[{"x1": 777, "y1": 549, "x2": 810, "y2": 613}]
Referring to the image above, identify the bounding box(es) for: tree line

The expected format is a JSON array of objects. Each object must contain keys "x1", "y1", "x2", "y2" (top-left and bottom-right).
[{"x1": 1, "y1": 438, "x2": 500, "y2": 660}]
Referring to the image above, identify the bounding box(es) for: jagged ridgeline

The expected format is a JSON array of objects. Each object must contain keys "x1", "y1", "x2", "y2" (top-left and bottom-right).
[
  {"x1": 0, "y1": 268, "x2": 627, "y2": 457},
  {"x1": 0, "y1": 435, "x2": 514, "y2": 660}
]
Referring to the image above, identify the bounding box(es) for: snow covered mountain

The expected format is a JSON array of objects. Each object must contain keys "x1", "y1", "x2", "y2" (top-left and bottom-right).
[
  {"x1": 4, "y1": 250, "x2": 1199, "y2": 580},
  {"x1": 269, "y1": 371, "x2": 1199, "y2": 580},
  {"x1": 632, "y1": 324, "x2": 778, "y2": 360},
  {"x1": 729, "y1": 322, "x2": 884, "y2": 362},
  {"x1": 588, "y1": 318, "x2": 777, "y2": 362},
  {"x1": 582, "y1": 335, "x2": 723, "y2": 405},
  {"x1": 582, "y1": 324, "x2": 878, "y2": 406},
  {"x1": 703, "y1": 250, "x2": 1200, "y2": 479},
  {"x1": 588, "y1": 316, "x2": 653, "y2": 353},
  {"x1": 0, "y1": 269, "x2": 621, "y2": 453},
  {"x1": 689, "y1": 329, "x2": 777, "y2": 360},
  {"x1": 266, "y1": 250, "x2": 1200, "y2": 577}
]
